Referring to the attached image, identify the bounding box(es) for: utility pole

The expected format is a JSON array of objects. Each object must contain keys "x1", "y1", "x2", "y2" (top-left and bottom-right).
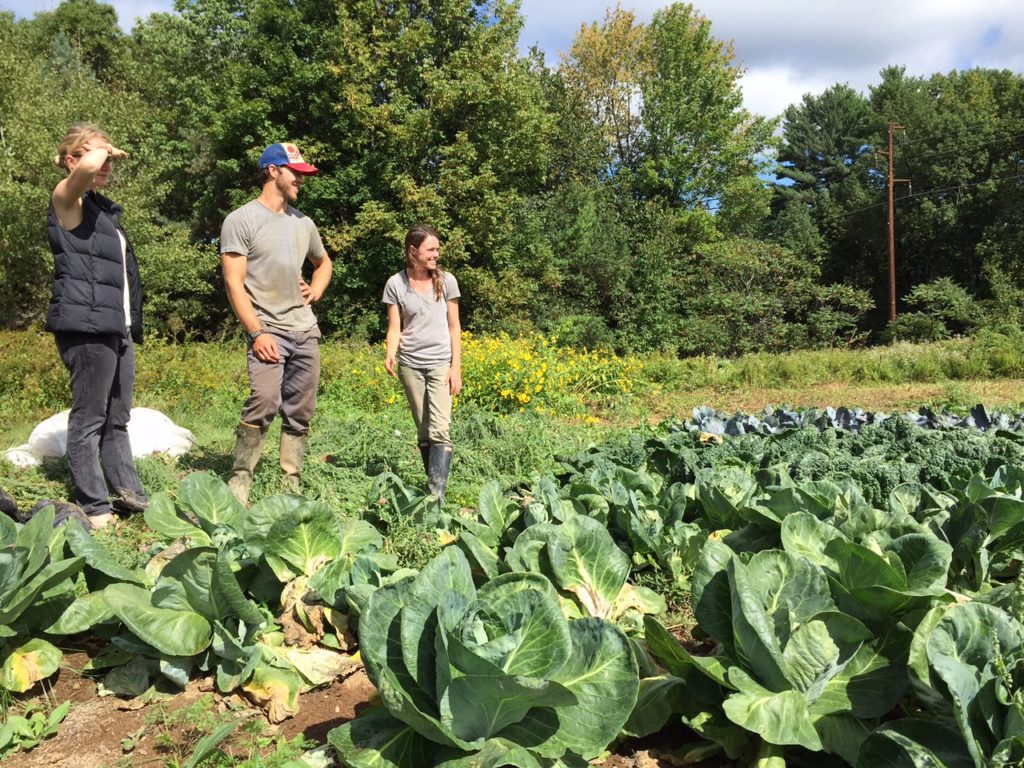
[{"x1": 880, "y1": 122, "x2": 910, "y2": 321}]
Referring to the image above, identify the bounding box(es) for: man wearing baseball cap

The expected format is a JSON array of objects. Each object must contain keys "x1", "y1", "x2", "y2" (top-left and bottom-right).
[{"x1": 220, "y1": 142, "x2": 332, "y2": 504}]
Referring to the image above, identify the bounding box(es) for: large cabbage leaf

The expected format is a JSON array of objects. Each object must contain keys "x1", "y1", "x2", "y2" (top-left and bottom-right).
[
  {"x1": 102, "y1": 583, "x2": 212, "y2": 657},
  {"x1": 335, "y1": 547, "x2": 637, "y2": 766}
]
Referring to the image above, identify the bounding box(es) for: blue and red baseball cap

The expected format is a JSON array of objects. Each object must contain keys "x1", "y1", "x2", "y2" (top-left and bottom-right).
[{"x1": 258, "y1": 143, "x2": 319, "y2": 175}]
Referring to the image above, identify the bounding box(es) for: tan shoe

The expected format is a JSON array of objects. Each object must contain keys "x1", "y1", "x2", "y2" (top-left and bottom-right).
[
  {"x1": 279, "y1": 431, "x2": 308, "y2": 494},
  {"x1": 88, "y1": 512, "x2": 116, "y2": 530}
]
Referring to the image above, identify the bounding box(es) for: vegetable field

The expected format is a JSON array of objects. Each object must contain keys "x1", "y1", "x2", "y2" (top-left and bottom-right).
[{"x1": 5, "y1": 405, "x2": 1024, "y2": 767}]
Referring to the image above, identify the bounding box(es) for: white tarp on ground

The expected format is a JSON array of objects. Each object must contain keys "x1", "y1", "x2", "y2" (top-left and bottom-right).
[{"x1": 4, "y1": 407, "x2": 195, "y2": 467}]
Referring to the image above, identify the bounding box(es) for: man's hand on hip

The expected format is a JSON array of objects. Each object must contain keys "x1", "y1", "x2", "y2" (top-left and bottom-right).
[
  {"x1": 252, "y1": 333, "x2": 281, "y2": 363},
  {"x1": 299, "y1": 278, "x2": 322, "y2": 305}
]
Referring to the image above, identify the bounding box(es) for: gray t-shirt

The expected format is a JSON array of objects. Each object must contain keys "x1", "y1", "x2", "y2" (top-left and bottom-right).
[
  {"x1": 382, "y1": 270, "x2": 460, "y2": 368},
  {"x1": 220, "y1": 199, "x2": 326, "y2": 334}
]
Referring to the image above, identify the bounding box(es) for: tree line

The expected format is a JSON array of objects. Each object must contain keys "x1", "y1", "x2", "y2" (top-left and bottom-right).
[{"x1": 2, "y1": 0, "x2": 1022, "y2": 355}]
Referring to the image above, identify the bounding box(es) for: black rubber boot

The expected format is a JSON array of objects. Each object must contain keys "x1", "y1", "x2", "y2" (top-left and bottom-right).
[
  {"x1": 0, "y1": 488, "x2": 19, "y2": 521},
  {"x1": 418, "y1": 442, "x2": 430, "y2": 476},
  {"x1": 427, "y1": 443, "x2": 453, "y2": 504},
  {"x1": 27, "y1": 499, "x2": 90, "y2": 528},
  {"x1": 112, "y1": 488, "x2": 149, "y2": 514}
]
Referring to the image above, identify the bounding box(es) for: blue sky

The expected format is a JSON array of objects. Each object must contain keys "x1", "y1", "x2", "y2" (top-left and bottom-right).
[{"x1": 3, "y1": 0, "x2": 1021, "y2": 120}]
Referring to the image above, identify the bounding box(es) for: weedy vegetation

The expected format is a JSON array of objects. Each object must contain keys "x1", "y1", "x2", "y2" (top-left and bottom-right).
[{"x1": 4, "y1": 332, "x2": 1024, "y2": 766}]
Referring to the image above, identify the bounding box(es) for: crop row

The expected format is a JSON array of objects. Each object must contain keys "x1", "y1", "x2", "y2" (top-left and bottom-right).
[{"x1": 4, "y1": 414, "x2": 1024, "y2": 765}]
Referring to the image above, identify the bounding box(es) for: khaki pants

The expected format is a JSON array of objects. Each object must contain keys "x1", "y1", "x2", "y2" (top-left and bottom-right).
[
  {"x1": 240, "y1": 331, "x2": 320, "y2": 434},
  {"x1": 398, "y1": 364, "x2": 452, "y2": 446}
]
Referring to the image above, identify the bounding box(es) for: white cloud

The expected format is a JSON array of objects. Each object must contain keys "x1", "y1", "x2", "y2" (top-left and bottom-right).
[
  {"x1": 5, "y1": 0, "x2": 1023, "y2": 120},
  {"x1": 518, "y1": 0, "x2": 1024, "y2": 118},
  {"x1": 734, "y1": 67, "x2": 827, "y2": 123}
]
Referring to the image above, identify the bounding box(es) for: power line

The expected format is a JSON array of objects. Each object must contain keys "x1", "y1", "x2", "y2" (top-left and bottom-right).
[
  {"x1": 775, "y1": 134, "x2": 1024, "y2": 194},
  {"x1": 891, "y1": 122, "x2": 1024, "y2": 151},
  {"x1": 837, "y1": 168, "x2": 1024, "y2": 218},
  {"x1": 778, "y1": 130, "x2": 1024, "y2": 179},
  {"x1": 777, "y1": 128, "x2": 1024, "y2": 183},
  {"x1": 895, "y1": 170, "x2": 1024, "y2": 205},
  {"x1": 901, "y1": 131, "x2": 1024, "y2": 163}
]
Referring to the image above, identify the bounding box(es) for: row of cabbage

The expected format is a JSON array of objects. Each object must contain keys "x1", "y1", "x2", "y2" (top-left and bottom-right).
[
  {"x1": 4, "y1": 412, "x2": 1024, "y2": 766},
  {"x1": 679, "y1": 403, "x2": 1024, "y2": 435},
  {"x1": 0, "y1": 479, "x2": 403, "y2": 721},
  {"x1": 331, "y1": 415, "x2": 1024, "y2": 767}
]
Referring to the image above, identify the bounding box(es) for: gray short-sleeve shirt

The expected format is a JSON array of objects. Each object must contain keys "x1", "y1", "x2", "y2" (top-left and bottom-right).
[
  {"x1": 220, "y1": 199, "x2": 326, "y2": 335},
  {"x1": 383, "y1": 271, "x2": 460, "y2": 368}
]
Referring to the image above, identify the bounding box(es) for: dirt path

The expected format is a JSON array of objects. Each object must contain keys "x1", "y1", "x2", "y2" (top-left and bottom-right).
[
  {"x1": 5, "y1": 651, "x2": 711, "y2": 768},
  {"x1": 640, "y1": 378, "x2": 1024, "y2": 424},
  {"x1": 3, "y1": 651, "x2": 376, "y2": 768}
]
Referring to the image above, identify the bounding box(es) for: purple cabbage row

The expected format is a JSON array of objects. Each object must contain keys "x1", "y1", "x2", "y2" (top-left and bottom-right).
[{"x1": 670, "y1": 404, "x2": 1024, "y2": 436}]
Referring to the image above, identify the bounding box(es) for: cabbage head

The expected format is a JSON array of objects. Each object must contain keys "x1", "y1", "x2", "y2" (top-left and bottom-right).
[{"x1": 330, "y1": 546, "x2": 638, "y2": 767}]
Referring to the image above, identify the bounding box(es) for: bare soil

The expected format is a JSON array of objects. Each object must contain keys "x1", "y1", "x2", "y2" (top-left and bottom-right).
[
  {"x1": 3, "y1": 649, "x2": 716, "y2": 768},
  {"x1": 2, "y1": 649, "x2": 376, "y2": 768},
  {"x1": 645, "y1": 378, "x2": 1024, "y2": 424}
]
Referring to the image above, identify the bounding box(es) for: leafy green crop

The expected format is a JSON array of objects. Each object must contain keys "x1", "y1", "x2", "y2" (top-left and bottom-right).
[
  {"x1": 860, "y1": 601, "x2": 1024, "y2": 766},
  {"x1": 0, "y1": 700, "x2": 70, "y2": 758},
  {"x1": 0, "y1": 507, "x2": 83, "y2": 693},
  {"x1": 52, "y1": 473, "x2": 388, "y2": 720},
  {"x1": 643, "y1": 541, "x2": 912, "y2": 765},
  {"x1": 330, "y1": 546, "x2": 639, "y2": 767}
]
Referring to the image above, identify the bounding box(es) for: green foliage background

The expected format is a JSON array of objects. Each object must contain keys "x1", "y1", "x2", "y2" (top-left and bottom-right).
[{"x1": 2, "y1": 0, "x2": 1023, "y2": 352}]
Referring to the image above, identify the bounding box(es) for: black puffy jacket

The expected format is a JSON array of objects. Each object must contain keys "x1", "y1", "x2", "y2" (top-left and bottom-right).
[{"x1": 45, "y1": 191, "x2": 143, "y2": 342}]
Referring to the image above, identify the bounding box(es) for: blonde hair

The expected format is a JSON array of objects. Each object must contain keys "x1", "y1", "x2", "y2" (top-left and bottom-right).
[
  {"x1": 404, "y1": 224, "x2": 445, "y2": 301},
  {"x1": 53, "y1": 123, "x2": 109, "y2": 173}
]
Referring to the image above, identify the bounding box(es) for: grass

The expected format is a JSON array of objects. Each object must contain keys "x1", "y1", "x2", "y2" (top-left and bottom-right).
[
  {"x1": 639, "y1": 328, "x2": 1024, "y2": 392},
  {"x1": 110, "y1": 693, "x2": 313, "y2": 768},
  {"x1": 636, "y1": 378, "x2": 1024, "y2": 425},
  {"x1": 4, "y1": 329, "x2": 1024, "y2": 516},
  {"x1": 3, "y1": 329, "x2": 1024, "y2": 579}
]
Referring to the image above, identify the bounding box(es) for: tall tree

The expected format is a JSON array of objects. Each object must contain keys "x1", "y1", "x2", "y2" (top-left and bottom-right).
[
  {"x1": 637, "y1": 3, "x2": 775, "y2": 216},
  {"x1": 0, "y1": 8, "x2": 212, "y2": 336},
  {"x1": 772, "y1": 82, "x2": 884, "y2": 294},
  {"x1": 560, "y1": 3, "x2": 774, "y2": 223},
  {"x1": 547, "y1": 2, "x2": 780, "y2": 352},
  {"x1": 23, "y1": 0, "x2": 126, "y2": 82},
  {"x1": 775, "y1": 83, "x2": 875, "y2": 203},
  {"x1": 125, "y1": 0, "x2": 555, "y2": 335},
  {"x1": 872, "y1": 67, "x2": 1024, "y2": 295},
  {"x1": 560, "y1": 5, "x2": 651, "y2": 173},
  {"x1": 769, "y1": 66, "x2": 1024, "y2": 331}
]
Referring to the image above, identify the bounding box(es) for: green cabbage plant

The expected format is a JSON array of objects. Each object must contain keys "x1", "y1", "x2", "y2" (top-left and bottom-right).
[
  {"x1": 51, "y1": 473, "x2": 386, "y2": 720},
  {"x1": 858, "y1": 600, "x2": 1024, "y2": 767},
  {"x1": 779, "y1": 509, "x2": 952, "y2": 629},
  {"x1": 330, "y1": 546, "x2": 639, "y2": 767},
  {"x1": 0, "y1": 508, "x2": 84, "y2": 692},
  {"x1": 638, "y1": 540, "x2": 912, "y2": 766},
  {"x1": 505, "y1": 514, "x2": 665, "y2": 632}
]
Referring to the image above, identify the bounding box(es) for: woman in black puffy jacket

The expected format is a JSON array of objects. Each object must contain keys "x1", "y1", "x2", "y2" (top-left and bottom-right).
[{"x1": 46, "y1": 123, "x2": 147, "y2": 529}]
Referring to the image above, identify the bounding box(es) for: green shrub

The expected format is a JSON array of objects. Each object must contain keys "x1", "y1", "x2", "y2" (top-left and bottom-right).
[
  {"x1": 883, "y1": 312, "x2": 949, "y2": 344},
  {"x1": 0, "y1": 330, "x2": 70, "y2": 429},
  {"x1": 806, "y1": 284, "x2": 874, "y2": 348},
  {"x1": 459, "y1": 332, "x2": 643, "y2": 418},
  {"x1": 908, "y1": 277, "x2": 984, "y2": 335},
  {"x1": 967, "y1": 329, "x2": 1024, "y2": 378},
  {"x1": 135, "y1": 228, "x2": 229, "y2": 341},
  {"x1": 544, "y1": 313, "x2": 617, "y2": 351}
]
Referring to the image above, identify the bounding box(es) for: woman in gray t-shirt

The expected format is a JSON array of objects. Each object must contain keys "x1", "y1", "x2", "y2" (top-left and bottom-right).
[{"x1": 383, "y1": 224, "x2": 462, "y2": 504}]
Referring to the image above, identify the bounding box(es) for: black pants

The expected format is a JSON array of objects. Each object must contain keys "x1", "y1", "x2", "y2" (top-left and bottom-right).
[{"x1": 55, "y1": 332, "x2": 146, "y2": 517}]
